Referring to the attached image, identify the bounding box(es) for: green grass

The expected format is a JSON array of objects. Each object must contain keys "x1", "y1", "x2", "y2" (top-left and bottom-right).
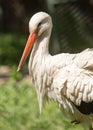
[{"x1": 0, "y1": 77, "x2": 83, "y2": 130}]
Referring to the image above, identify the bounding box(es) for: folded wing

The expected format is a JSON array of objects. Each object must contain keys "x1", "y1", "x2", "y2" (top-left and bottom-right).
[{"x1": 53, "y1": 64, "x2": 93, "y2": 115}]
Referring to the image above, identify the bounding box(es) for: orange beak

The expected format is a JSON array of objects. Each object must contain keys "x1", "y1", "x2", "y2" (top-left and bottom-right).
[{"x1": 17, "y1": 32, "x2": 37, "y2": 72}]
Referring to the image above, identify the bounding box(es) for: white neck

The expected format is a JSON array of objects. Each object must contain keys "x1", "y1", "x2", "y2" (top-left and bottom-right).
[
  {"x1": 28, "y1": 28, "x2": 52, "y2": 112},
  {"x1": 30, "y1": 28, "x2": 51, "y2": 63}
]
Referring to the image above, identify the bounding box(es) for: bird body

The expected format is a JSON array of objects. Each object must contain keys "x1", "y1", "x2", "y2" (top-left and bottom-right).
[{"x1": 17, "y1": 12, "x2": 93, "y2": 130}]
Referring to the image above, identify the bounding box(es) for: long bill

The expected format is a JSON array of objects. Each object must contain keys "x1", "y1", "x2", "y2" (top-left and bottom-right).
[{"x1": 17, "y1": 32, "x2": 37, "y2": 72}]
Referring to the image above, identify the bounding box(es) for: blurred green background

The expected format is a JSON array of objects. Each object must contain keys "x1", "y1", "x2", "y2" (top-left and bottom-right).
[{"x1": 0, "y1": 0, "x2": 93, "y2": 130}]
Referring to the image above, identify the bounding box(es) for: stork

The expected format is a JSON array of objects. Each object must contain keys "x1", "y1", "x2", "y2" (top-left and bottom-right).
[{"x1": 17, "y1": 12, "x2": 93, "y2": 130}]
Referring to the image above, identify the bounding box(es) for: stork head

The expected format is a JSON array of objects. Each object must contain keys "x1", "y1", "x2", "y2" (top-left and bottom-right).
[
  {"x1": 29, "y1": 12, "x2": 52, "y2": 36},
  {"x1": 17, "y1": 12, "x2": 52, "y2": 71}
]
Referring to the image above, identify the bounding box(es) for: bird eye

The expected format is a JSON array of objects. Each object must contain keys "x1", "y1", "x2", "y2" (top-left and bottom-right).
[{"x1": 38, "y1": 22, "x2": 42, "y2": 27}]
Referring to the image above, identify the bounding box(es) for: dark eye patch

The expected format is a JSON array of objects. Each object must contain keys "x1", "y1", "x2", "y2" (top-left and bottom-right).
[
  {"x1": 38, "y1": 17, "x2": 48, "y2": 28},
  {"x1": 38, "y1": 22, "x2": 42, "y2": 27}
]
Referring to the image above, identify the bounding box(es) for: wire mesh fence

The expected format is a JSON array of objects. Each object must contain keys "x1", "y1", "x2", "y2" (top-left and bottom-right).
[{"x1": 47, "y1": 0, "x2": 93, "y2": 53}]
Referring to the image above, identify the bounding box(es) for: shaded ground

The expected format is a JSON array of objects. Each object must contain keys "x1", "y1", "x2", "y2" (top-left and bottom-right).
[
  {"x1": 0, "y1": 66, "x2": 11, "y2": 85},
  {"x1": 0, "y1": 65, "x2": 29, "y2": 86}
]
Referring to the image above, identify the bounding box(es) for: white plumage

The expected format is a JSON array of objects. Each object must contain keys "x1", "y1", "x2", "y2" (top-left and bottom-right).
[{"x1": 17, "y1": 12, "x2": 93, "y2": 130}]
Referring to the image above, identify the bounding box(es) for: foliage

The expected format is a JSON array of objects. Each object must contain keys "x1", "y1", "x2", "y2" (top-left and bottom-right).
[
  {"x1": 0, "y1": 77, "x2": 83, "y2": 130},
  {"x1": 0, "y1": 33, "x2": 27, "y2": 66}
]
